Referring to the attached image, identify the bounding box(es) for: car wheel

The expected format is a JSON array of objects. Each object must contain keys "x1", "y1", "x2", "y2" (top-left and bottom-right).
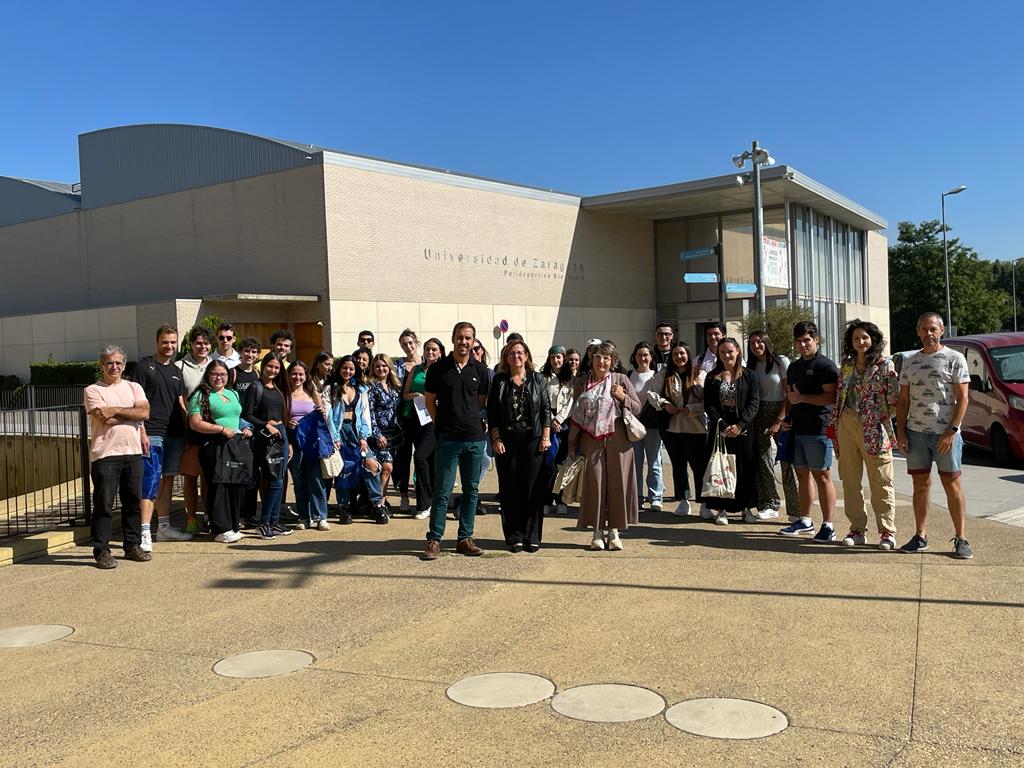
[{"x1": 991, "y1": 425, "x2": 1012, "y2": 467}]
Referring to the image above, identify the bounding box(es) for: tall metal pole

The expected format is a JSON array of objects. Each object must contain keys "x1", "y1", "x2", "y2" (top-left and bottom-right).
[
  {"x1": 717, "y1": 242, "x2": 726, "y2": 326},
  {"x1": 752, "y1": 140, "x2": 766, "y2": 316},
  {"x1": 1014, "y1": 260, "x2": 1018, "y2": 333},
  {"x1": 941, "y1": 193, "x2": 952, "y2": 338}
]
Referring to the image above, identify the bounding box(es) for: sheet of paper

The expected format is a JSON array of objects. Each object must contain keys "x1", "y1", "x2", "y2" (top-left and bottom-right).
[{"x1": 414, "y1": 396, "x2": 432, "y2": 426}]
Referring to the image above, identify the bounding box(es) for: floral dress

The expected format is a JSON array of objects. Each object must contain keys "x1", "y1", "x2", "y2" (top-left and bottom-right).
[{"x1": 368, "y1": 382, "x2": 401, "y2": 463}]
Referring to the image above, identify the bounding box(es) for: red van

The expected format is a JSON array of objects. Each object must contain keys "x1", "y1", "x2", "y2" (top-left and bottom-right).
[{"x1": 942, "y1": 333, "x2": 1024, "y2": 465}]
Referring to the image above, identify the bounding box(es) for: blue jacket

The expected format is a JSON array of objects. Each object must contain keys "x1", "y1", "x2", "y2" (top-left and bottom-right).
[
  {"x1": 329, "y1": 384, "x2": 373, "y2": 440},
  {"x1": 294, "y1": 410, "x2": 336, "y2": 466}
]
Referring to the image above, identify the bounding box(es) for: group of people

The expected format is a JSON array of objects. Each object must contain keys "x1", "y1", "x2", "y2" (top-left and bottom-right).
[{"x1": 83, "y1": 310, "x2": 973, "y2": 569}]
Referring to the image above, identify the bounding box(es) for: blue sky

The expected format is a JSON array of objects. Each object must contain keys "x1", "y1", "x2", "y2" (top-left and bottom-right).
[{"x1": 3, "y1": 1, "x2": 1020, "y2": 260}]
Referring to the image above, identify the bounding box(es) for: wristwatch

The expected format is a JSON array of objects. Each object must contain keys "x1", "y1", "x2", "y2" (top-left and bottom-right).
[{"x1": 949, "y1": 424, "x2": 960, "y2": 433}]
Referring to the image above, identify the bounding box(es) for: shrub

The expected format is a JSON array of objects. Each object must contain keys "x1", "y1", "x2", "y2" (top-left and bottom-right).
[
  {"x1": 30, "y1": 360, "x2": 101, "y2": 386},
  {"x1": 738, "y1": 303, "x2": 816, "y2": 361}
]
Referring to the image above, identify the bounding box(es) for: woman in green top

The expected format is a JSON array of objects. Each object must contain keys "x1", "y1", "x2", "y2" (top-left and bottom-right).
[
  {"x1": 188, "y1": 360, "x2": 253, "y2": 543},
  {"x1": 400, "y1": 337, "x2": 445, "y2": 519}
]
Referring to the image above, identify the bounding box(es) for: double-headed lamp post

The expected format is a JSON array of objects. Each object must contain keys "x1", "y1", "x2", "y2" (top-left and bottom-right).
[
  {"x1": 732, "y1": 141, "x2": 775, "y2": 316},
  {"x1": 941, "y1": 185, "x2": 967, "y2": 337}
]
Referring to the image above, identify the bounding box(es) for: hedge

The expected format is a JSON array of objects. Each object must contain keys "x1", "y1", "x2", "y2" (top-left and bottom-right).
[{"x1": 30, "y1": 360, "x2": 101, "y2": 386}]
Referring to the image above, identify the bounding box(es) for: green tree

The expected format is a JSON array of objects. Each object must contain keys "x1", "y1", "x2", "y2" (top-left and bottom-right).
[
  {"x1": 739, "y1": 303, "x2": 815, "y2": 360},
  {"x1": 888, "y1": 221, "x2": 1009, "y2": 351}
]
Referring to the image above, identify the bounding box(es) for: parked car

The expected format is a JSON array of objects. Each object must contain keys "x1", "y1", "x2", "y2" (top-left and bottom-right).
[{"x1": 890, "y1": 334, "x2": 1024, "y2": 465}]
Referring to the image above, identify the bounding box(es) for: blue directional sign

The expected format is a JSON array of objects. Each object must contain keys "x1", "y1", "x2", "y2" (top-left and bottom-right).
[
  {"x1": 684, "y1": 272, "x2": 719, "y2": 284},
  {"x1": 725, "y1": 282, "x2": 758, "y2": 294},
  {"x1": 679, "y1": 246, "x2": 718, "y2": 262}
]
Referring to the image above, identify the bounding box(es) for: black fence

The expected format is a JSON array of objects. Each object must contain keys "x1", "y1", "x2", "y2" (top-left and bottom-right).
[
  {"x1": 1, "y1": 405, "x2": 91, "y2": 537},
  {"x1": 0, "y1": 385, "x2": 85, "y2": 412}
]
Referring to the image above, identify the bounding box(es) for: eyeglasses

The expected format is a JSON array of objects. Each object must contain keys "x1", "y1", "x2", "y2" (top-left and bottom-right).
[
  {"x1": 657, "y1": 331, "x2": 672, "y2": 337},
  {"x1": 218, "y1": 335, "x2": 233, "y2": 341},
  {"x1": 472, "y1": 346, "x2": 483, "y2": 352},
  {"x1": 209, "y1": 372, "x2": 228, "y2": 379}
]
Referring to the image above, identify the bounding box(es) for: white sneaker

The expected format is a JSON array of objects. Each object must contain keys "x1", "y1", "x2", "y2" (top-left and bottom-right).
[
  {"x1": 699, "y1": 504, "x2": 713, "y2": 520},
  {"x1": 215, "y1": 530, "x2": 243, "y2": 543},
  {"x1": 316, "y1": 519, "x2": 331, "y2": 531},
  {"x1": 400, "y1": 494, "x2": 411, "y2": 512},
  {"x1": 608, "y1": 530, "x2": 623, "y2": 551},
  {"x1": 714, "y1": 513, "x2": 729, "y2": 526},
  {"x1": 413, "y1": 507, "x2": 430, "y2": 520},
  {"x1": 672, "y1": 500, "x2": 690, "y2": 517},
  {"x1": 757, "y1": 509, "x2": 780, "y2": 520},
  {"x1": 650, "y1": 501, "x2": 663, "y2": 513},
  {"x1": 555, "y1": 503, "x2": 568, "y2": 515},
  {"x1": 590, "y1": 534, "x2": 606, "y2": 551},
  {"x1": 295, "y1": 522, "x2": 308, "y2": 530},
  {"x1": 140, "y1": 529, "x2": 153, "y2": 553},
  {"x1": 155, "y1": 526, "x2": 192, "y2": 542},
  {"x1": 743, "y1": 509, "x2": 759, "y2": 524}
]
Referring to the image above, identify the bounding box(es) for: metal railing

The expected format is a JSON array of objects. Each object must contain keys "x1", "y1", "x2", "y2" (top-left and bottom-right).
[
  {"x1": 1, "y1": 406, "x2": 91, "y2": 537},
  {"x1": 0, "y1": 385, "x2": 86, "y2": 412}
]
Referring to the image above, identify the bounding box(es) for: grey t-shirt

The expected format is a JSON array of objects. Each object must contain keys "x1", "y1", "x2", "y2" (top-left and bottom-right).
[
  {"x1": 752, "y1": 355, "x2": 789, "y2": 403},
  {"x1": 899, "y1": 347, "x2": 969, "y2": 434}
]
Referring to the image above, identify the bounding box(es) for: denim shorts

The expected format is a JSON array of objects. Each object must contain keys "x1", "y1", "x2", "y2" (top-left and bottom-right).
[
  {"x1": 161, "y1": 436, "x2": 185, "y2": 476},
  {"x1": 906, "y1": 428, "x2": 963, "y2": 478},
  {"x1": 141, "y1": 435, "x2": 165, "y2": 501},
  {"x1": 792, "y1": 434, "x2": 833, "y2": 471}
]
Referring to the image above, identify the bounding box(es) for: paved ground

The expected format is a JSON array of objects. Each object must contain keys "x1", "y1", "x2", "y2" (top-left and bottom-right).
[{"x1": 2, "y1": 462, "x2": 1022, "y2": 768}]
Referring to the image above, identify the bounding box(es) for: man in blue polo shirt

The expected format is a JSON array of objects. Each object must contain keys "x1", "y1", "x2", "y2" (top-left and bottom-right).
[
  {"x1": 779, "y1": 320, "x2": 840, "y2": 541},
  {"x1": 421, "y1": 321, "x2": 490, "y2": 560}
]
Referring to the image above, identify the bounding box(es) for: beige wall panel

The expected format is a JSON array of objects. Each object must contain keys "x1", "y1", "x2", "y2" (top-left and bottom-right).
[
  {"x1": 633, "y1": 308, "x2": 658, "y2": 335},
  {"x1": 3, "y1": 345, "x2": 33, "y2": 377},
  {"x1": 31, "y1": 313, "x2": 66, "y2": 344},
  {"x1": 64, "y1": 309, "x2": 102, "y2": 343},
  {"x1": 418, "y1": 304, "x2": 460, "y2": 338},
  {"x1": 525, "y1": 305, "x2": 560, "y2": 331},
  {"x1": 175, "y1": 299, "x2": 203, "y2": 337},
  {"x1": 867, "y1": 230, "x2": 890, "y2": 309},
  {"x1": 99, "y1": 305, "x2": 137, "y2": 340},
  {"x1": 32, "y1": 342, "x2": 67, "y2": 363},
  {"x1": 66, "y1": 340, "x2": 101, "y2": 362},
  {"x1": 376, "y1": 302, "x2": 422, "y2": 335},
  {"x1": 0, "y1": 165, "x2": 328, "y2": 316},
  {"x1": 329, "y1": 300, "x2": 378, "y2": 334},
  {"x1": 488, "y1": 305, "x2": 528, "y2": 337}
]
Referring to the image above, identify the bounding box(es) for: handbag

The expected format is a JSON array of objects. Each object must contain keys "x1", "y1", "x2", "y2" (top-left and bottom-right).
[
  {"x1": 775, "y1": 423, "x2": 794, "y2": 464},
  {"x1": 701, "y1": 422, "x2": 737, "y2": 499},
  {"x1": 263, "y1": 432, "x2": 286, "y2": 480},
  {"x1": 621, "y1": 403, "x2": 647, "y2": 442},
  {"x1": 543, "y1": 431, "x2": 561, "y2": 467},
  {"x1": 211, "y1": 435, "x2": 253, "y2": 486},
  {"x1": 320, "y1": 447, "x2": 344, "y2": 479},
  {"x1": 553, "y1": 455, "x2": 586, "y2": 505},
  {"x1": 638, "y1": 402, "x2": 670, "y2": 430}
]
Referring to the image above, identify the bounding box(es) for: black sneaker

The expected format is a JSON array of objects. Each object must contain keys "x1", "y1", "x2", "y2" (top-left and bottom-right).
[
  {"x1": 257, "y1": 524, "x2": 277, "y2": 540},
  {"x1": 338, "y1": 507, "x2": 354, "y2": 525},
  {"x1": 280, "y1": 505, "x2": 300, "y2": 522},
  {"x1": 374, "y1": 505, "x2": 389, "y2": 525},
  {"x1": 899, "y1": 534, "x2": 929, "y2": 553},
  {"x1": 951, "y1": 537, "x2": 974, "y2": 560},
  {"x1": 271, "y1": 524, "x2": 293, "y2": 536}
]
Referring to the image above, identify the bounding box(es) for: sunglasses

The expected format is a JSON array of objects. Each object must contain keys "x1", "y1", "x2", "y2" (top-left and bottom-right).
[{"x1": 218, "y1": 335, "x2": 233, "y2": 341}]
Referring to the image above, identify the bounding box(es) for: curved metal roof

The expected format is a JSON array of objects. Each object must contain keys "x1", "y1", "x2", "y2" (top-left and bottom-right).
[{"x1": 78, "y1": 124, "x2": 322, "y2": 208}]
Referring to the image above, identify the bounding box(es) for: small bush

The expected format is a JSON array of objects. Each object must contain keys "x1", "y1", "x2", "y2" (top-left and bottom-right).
[
  {"x1": 0, "y1": 374, "x2": 22, "y2": 389},
  {"x1": 738, "y1": 304, "x2": 816, "y2": 361},
  {"x1": 30, "y1": 360, "x2": 101, "y2": 386}
]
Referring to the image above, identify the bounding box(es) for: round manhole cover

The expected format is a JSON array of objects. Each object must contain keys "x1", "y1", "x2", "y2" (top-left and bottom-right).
[
  {"x1": 665, "y1": 697, "x2": 788, "y2": 739},
  {"x1": 213, "y1": 650, "x2": 315, "y2": 679},
  {"x1": 551, "y1": 684, "x2": 665, "y2": 723},
  {"x1": 446, "y1": 672, "x2": 556, "y2": 709},
  {"x1": 0, "y1": 625, "x2": 74, "y2": 647}
]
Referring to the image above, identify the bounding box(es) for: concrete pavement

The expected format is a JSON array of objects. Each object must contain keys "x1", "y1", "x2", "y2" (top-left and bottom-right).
[{"x1": 2, "y1": 467, "x2": 1022, "y2": 767}]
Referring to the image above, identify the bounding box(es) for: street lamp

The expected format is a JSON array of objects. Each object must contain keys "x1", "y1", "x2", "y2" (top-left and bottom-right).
[
  {"x1": 941, "y1": 185, "x2": 967, "y2": 337},
  {"x1": 732, "y1": 141, "x2": 775, "y2": 315},
  {"x1": 1013, "y1": 258, "x2": 1024, "y2": 332}
]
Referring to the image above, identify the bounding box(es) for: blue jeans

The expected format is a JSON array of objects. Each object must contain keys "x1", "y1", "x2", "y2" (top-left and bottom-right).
[
  {"x1": 428, "y1": 439, "x2": 486, "y2": 541},
  {"x1": 632, "y1": 429, "x2": 664, "y2": 505},
  {"x1": 257, "y1": 435, "x2": 288, "y2": 526},
  {"x1": 289, "y1": 449, "x2": 328, "y2": 524}
]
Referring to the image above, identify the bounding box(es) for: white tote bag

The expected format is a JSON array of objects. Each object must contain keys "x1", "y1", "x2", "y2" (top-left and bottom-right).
[{"x1": 701, "y1": 422, "x2": 737, "y2": 500}]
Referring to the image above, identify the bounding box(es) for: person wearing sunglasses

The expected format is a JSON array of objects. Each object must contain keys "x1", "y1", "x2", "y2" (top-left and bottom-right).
[{"x1": 210, "y1": 322, "x2": 240, "y2": 369}]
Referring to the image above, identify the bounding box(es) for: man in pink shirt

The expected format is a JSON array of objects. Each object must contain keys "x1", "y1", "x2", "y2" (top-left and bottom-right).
[{"x1": 84, "y1": 345, "x2": 151, "y2": 569}]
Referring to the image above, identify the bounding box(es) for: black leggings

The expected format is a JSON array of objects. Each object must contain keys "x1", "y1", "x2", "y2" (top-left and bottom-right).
[
  {"x1": 495, "y1": 430, "x2": 544, "y2": 546},
  {"x1": 660, "y1": 431, "x2": 707, "y2": 503}
]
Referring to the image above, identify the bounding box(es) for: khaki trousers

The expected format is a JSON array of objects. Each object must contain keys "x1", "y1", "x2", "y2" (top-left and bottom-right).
[{"x1": 837, "y1": 411, "x2": 896, "y2": 534}]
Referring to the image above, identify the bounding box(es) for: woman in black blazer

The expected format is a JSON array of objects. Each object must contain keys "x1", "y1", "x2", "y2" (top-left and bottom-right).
[
  {"x1": 487, "y1": 340, "x2": 552, "y2": 552},
  {"x1": 703, "y1": 337, "x2": 760, "y2": 523}
]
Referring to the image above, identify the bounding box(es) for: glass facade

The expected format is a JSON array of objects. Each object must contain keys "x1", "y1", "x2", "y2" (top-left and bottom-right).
[{"x1": 654, "y1": 203, "x2": 868, "y2": 359}]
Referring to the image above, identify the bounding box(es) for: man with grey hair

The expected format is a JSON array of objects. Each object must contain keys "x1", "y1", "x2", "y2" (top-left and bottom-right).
[{"x1": 84, "y1": 345, "x2": 152, "y2": 568}]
